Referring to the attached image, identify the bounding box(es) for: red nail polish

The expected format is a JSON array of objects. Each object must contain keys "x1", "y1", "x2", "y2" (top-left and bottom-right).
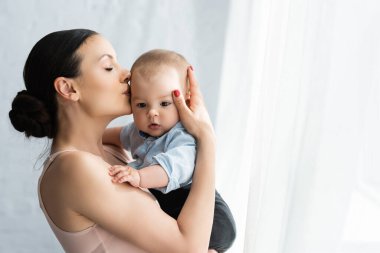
[
  {"x1": 173, "y1": 90, "x2": 180, "y2": 97},
  {"x1": 189, "y1": 65, "x2": 194, "y2": 71}
]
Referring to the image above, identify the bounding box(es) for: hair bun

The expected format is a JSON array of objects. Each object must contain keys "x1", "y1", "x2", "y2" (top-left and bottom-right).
[{"x1": 9, "y1": 90, "x2": 52, "y2": 138}]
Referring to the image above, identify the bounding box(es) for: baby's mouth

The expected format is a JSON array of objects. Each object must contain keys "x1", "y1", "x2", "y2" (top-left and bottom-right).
[{"x1": 148, "y1": 123, "x2": 161, "y2": 130}]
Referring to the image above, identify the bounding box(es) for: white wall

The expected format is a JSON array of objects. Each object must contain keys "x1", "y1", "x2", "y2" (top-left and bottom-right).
[{"x1": 0, "y1": 1, "x2": 230, "y2": 252}]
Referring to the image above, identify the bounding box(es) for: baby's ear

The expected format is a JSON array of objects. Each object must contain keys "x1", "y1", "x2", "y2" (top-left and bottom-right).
[{"x1": 54, "y1": 77, "x2": 79, "y2": 101}]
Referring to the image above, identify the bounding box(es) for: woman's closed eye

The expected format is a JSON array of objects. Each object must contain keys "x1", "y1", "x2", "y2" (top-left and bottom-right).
[{"x1": 105, "y1": 66, "x2": 114, "y2": 71}]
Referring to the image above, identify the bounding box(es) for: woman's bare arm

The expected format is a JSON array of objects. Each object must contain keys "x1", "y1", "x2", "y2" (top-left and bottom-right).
[
  {"x1": 171, "y1": 67, "x2": 216, "y2": 250},
  {"x1": 60, "y1": 152, "x2": 198, "y2": 252},
  {"x1": 60, "y1": 139, "x2": 214, "y2": 252}
]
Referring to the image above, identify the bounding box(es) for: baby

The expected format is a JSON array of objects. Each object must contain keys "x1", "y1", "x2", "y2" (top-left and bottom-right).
[{"x1": 103, "y1": 49, "x2": 236, "y2": 252}]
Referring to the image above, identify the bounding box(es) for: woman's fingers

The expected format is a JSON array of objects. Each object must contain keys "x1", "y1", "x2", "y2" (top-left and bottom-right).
[
  {"x1": 172, "y1": 89, "x2": 191, "y2": 119},
  {"x1": 187, "y1": 66, "x2": 199, "y2": 99},
  {"x1": 173, "y1": 65, "x2": 214, "y2": 139},
  {"x1": 173, "y1": 66, "x2": 201, "y2": 113}
]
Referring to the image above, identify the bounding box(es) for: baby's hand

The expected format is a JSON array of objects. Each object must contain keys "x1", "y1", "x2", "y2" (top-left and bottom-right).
[{"x1": 108, "y1": 165, "x2": 141, "y2": 187}]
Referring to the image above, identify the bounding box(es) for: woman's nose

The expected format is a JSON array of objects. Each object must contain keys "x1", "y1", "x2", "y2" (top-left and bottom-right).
[{"x1": 120, "y1": 68, "x2": 131, "y2": 83}]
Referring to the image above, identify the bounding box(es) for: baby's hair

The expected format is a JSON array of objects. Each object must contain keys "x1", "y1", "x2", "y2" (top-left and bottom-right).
[{"x1": 130, "y1": 49, "x2": 190, "y2": 90}]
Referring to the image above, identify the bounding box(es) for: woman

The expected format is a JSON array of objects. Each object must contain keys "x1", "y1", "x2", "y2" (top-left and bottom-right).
[{"x1": 9, "y1": 29, "x2": 216, "y2": 253}]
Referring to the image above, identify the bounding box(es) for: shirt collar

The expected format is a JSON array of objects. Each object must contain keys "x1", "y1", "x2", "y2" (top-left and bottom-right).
[{"x1": 137, "y1": 122, "x2": 183, "y2": 139}]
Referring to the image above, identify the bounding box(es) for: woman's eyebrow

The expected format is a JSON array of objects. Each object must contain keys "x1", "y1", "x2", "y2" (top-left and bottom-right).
[{"x1": 98, "y1": 54, "x2": 114, "y2": 61}]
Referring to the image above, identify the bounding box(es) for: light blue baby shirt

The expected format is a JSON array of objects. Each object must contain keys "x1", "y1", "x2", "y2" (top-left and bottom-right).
[{"x1": 120, "y1": 122, "x2": 196, "y2": 193}]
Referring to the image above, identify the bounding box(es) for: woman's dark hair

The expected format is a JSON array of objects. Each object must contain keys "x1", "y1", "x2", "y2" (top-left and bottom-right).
[{"x1": 9, "y1": 29, "x2": 98, "y2": 138}]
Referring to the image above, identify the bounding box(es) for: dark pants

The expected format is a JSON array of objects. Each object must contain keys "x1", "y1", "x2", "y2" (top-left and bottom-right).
[{"x1": 149, "y1": 184, "x2": 236, "y2": 252}]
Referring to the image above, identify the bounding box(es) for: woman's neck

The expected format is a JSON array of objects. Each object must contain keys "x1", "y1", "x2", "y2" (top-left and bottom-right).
[{"x1": 52, "y1": 117, "x2": 111, "y2": 158}]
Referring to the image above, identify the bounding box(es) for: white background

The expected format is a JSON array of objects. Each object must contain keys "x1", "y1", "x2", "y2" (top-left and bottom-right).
[{"x1": 2, "y1": 0, "x2": 380, "y2": 253}]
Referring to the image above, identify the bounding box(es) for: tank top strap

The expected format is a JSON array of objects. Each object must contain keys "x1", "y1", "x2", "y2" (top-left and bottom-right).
[
  {"x1": 39, "y1": 149, "x2": 78, "y2": 194},
  {"x1": 38, "y1": 149, "x2": 80, "y2": 231},
  {"x1": 43, "y1": 149, "x2": 78, "y2": 169}
]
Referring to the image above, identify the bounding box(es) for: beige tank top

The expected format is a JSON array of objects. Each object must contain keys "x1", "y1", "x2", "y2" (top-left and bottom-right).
[{"x1": 38, "y1": 147, "x2": 149, "y2": 253}]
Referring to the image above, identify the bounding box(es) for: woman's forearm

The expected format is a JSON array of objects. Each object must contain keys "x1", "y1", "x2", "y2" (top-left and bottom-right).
[
  {"x1": 169, "y1": 67, "x2": 216, "y2": 251},
  {"x1": 177, "y1": 132, "x2": 216, "y2": 251}
]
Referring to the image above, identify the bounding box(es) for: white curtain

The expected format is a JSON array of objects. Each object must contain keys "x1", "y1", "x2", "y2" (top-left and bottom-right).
[{"x1": 215, "y1": 0, "x2": 380, "y2": 252}]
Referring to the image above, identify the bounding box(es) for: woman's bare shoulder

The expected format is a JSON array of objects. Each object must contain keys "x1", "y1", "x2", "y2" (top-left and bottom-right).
[
  {"x1": 48, "y1": 150, "x2": 155, "y2": 203},
  {"x1": 41, "y1": 150, "x2": 113, "y2": 206},
  {"x1": 49, "y1": 151, "x2": 107, "y2": 180}
]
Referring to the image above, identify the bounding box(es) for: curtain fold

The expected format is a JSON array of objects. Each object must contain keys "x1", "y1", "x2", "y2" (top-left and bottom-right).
[{"x1": 215, "y1": 0, "x2": 380, "y2": 252}]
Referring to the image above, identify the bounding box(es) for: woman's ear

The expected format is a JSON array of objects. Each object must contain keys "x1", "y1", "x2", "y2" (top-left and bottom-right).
[{"x1": 54, "y1": 77, "x2": 79, "y2": 101}]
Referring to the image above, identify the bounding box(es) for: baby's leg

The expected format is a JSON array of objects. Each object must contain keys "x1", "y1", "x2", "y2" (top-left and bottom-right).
[
  {"x1": 149, "y1": 186, "x2": 236, "y2": 252},
  {"x1": 149, "y1": 186, "x2": 190, "y2": 219},
  {"x1": 209, "y1": 191, "x2": 236, "y2": 252}
]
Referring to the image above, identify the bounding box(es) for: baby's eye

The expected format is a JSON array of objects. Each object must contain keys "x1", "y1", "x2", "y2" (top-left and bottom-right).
[
  {"x1": 105, "y1": 66, "x2": 114, "y2": 71},
  {"x1": 160, "y1": 101, "x2": 172, "y2": 107},
  {"x1": 136, "y1": 103, "x2": 146, "y2": 108}
]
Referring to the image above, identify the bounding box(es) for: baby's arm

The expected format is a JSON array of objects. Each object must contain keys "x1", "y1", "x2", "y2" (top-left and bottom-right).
[
  {"x1": 102, "y1": 127, "x2": 123, "y2": 147},
  {"x1": 109, "y1": 125, "x2": 196, "y2": 191},
  {"x1": 152, "y1": 128, "x2": 197, "y2": 193},
  {"x1": 109, "y1": 164, "x2": 169, "y2": 188}
]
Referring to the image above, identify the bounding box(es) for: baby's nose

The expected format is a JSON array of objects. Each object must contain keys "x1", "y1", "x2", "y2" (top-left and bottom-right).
[{"x1": 148, "y1": 109, "x2": 159, "y2": 118}]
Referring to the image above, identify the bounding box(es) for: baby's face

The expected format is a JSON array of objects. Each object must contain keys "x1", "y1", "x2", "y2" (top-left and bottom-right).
[{"x1": 130, "y1": 67, "x2": 183, "y2": 137}]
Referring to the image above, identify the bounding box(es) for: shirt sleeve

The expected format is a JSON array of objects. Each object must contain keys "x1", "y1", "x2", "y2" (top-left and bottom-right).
[
  {"x1": 152, "y1": 129, "x2": 197, "y2": 193},
  {"x1": 119, "y1": 123, "x2": 135, "y2": 151}
]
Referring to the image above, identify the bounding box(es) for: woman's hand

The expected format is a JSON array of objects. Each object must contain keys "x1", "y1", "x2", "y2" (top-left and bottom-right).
[{"x1": 172, "y1": 66, "x2": 215, "y2": 140}]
